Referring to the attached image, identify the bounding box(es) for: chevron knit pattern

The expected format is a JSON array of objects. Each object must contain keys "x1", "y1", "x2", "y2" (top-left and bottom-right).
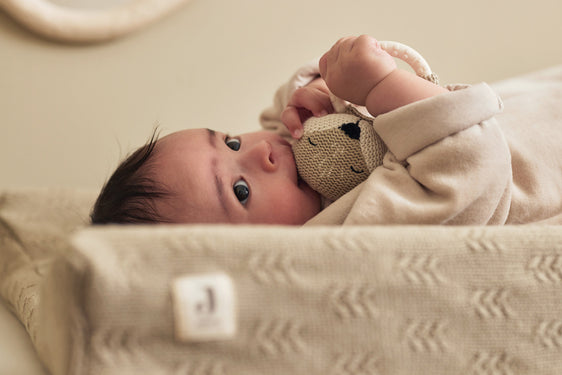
[{"x1": 2, "y1": 189, "x2": 562, "y2": 375}]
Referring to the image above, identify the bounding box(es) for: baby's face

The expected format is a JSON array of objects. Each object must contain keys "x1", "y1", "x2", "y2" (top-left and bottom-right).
[{"x1": 151, "y1": 128, "x2": 322, "y2": 224}]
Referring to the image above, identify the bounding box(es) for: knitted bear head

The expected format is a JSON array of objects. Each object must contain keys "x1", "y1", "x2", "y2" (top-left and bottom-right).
[{"x1": 292, "y1": 107, "x2": 387, "y2": 201}]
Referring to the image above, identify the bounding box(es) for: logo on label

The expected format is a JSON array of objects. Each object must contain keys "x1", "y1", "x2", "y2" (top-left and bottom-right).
[
  {"x1": 196, "y1": 286, "x2": 216, "y2": 314},
  {"x1": 172, "y1": 273, "x2": 237, "y2": 342}
]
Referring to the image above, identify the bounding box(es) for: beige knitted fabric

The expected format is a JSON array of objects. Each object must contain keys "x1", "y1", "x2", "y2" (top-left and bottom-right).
[
  {"x1": 293, "y1": 107, "x2": 387, "y2": 201},
  {"x1": 39, "y1": 224, "x2": 562, "y2": 375},
  {"x1": 0, "y1": 188, "x2": 95, "y2": 346},
  {"x1": 2, "y1": 189, "x2": 562, "y2": 375}
]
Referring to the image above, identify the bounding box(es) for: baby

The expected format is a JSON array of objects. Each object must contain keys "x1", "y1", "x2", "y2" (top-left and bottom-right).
[
  {"x1": 91, "y1": 35, "x2": 562, "y2": 226},
  {"x1": 91, "y1": 36, "x2": 445, "y2": 225}
]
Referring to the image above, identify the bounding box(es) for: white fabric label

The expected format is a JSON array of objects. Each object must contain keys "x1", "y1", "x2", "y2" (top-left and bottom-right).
[{"x1": 172, "y1": 273, "x2": 237, "y2": 342}]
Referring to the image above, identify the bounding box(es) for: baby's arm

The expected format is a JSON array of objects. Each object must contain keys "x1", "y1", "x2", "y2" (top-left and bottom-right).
[{"x1": 319, "y1": 35, "x2": 447, "y2": 116}]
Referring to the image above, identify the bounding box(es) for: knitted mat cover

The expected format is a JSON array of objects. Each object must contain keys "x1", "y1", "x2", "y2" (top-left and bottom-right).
[
  {"x1": 1, "y1": 189, "x2": 562, "y2": 375},
  {"x1": 38, "y1": 224, "x2": 562, "y2": 375}
]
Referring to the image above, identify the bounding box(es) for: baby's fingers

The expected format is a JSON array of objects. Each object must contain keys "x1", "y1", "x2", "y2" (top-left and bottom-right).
[
  {"x1": 290, "y1": 87, "x2": 333, "y2": 118},
  {"x1": 281, "y1": 106, "x2": 304, "y2": 139}
]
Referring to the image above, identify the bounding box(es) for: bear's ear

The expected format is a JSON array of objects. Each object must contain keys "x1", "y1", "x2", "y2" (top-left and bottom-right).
[{"x1": 339, "y1": 121, "x2": 361, "y2": 140}]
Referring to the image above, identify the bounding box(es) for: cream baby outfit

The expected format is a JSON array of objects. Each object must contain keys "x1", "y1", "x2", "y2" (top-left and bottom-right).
[{"x1": 260, "y1": 62, "x2": 562, "y2": 225}]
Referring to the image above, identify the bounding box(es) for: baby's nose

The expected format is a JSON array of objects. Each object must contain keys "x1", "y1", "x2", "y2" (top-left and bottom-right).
[{"x1": 246, "y1": 141, "x2": 277, "y2": 172}]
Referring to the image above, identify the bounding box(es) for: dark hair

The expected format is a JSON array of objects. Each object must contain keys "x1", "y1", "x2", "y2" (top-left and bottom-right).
[{"x1": 90, "y1": 130, "x2": 171, "y2": 224}]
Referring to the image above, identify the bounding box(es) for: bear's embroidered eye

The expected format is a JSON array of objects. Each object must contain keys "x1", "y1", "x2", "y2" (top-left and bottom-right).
[
  {"x1": 233, "y1": 179, "x2": 249, "y2": 205},
  {"x1": 225, "y1": 136, "x2": 241, "y2": 151},
  {"x1": 308, "y1": 137, "x2": 317, "y2": 146}
]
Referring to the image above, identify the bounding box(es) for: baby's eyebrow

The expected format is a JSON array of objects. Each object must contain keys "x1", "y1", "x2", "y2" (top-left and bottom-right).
[
  {"x1": 214, "y1": 172, "x2": 228, "y2": 215},
  {"x1": 206, "y1": 128, "x2": 217, "y2": 148},
  {"x1": 207, "y1": 129, "x2": 230, "y2": 219},
  {"x1": 214, "y1": 166, "x2": 224, "y2": 196}
]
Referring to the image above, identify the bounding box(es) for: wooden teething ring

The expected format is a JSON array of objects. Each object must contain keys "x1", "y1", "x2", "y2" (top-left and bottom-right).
[{"x1": 380, "y1": 41, "x2": 439, "y2": 85}]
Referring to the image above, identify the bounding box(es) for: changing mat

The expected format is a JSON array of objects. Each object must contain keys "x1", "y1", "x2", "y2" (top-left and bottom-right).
[
  {"x1": 44, "y1": 225, "x2": 562, "y2": 375},
  {"x1": 2, "y1": 189, "x2": 562, "y2": 375}
]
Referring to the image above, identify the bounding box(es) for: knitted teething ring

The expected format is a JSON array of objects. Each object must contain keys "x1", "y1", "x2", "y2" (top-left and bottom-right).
[{"x1": 380, "y1": 41, "x2": 439, "y2": 85}]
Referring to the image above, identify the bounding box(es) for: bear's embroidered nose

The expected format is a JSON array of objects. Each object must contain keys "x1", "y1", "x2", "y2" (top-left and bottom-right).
[{"x1": 339, "y1": 120, "x2": 361, "y2": 140}]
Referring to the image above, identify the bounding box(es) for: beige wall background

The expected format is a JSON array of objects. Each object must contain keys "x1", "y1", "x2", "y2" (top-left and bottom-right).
[{"x1": 1, "y1": 0, "x2": 561, "y2": 190}]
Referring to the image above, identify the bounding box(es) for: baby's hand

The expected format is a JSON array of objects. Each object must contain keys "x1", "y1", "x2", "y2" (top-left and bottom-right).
[
  {"x1": 281, "y1": 77, "x2": 334, "y2": 139},
  {"x1": 319, "y1": 35, "x2": 397, "y2": 106}
]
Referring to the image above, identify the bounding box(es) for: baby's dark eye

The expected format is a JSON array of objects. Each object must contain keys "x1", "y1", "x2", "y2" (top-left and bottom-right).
[
  {"x1": 225, "y1": 137, "x2": 241, "y2": 151},
  {"x1": 233, "y1": 180, "x2": 249, "y2": 205}
]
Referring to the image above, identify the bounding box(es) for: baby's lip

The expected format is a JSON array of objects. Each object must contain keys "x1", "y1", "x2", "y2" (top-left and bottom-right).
[{"x1": 273, "y1": 138, "x2": 299, "y2": 185}]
